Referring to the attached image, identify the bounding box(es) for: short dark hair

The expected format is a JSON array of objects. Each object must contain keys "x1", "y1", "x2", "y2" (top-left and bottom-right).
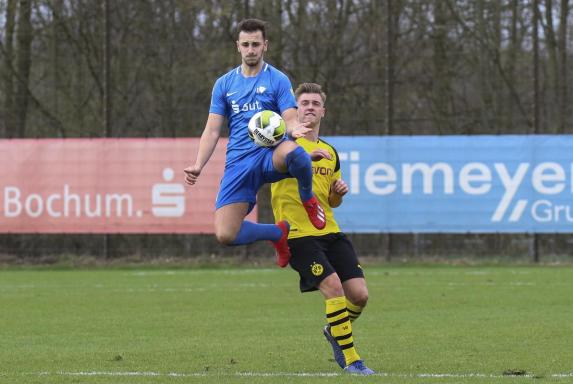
[
  {"x1": 237, "y1": 19, "x2": 267, "y2": 40},
  {"x1": 294, "y1": 83, "x2": 327, "y2": 104}
]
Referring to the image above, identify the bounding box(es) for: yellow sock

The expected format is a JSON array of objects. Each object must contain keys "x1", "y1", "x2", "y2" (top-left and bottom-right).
[
  {"x1": 346, "y1": 299, "x2": 363, "y2": 323},
  {"x1": 325, "y1": 296, "x2": 360, "y2": 366}
]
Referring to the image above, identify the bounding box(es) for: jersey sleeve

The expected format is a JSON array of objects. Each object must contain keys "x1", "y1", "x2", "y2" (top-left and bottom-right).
[
  {"x1": 332, "y1": 146, "x2": 341, "y2": 181},
  {"x1": 275, "y1": 72, "x2": 297, "y2": 114},
  {"x1": 209, "y1": 77, "x2": 227, "y2": 116}
]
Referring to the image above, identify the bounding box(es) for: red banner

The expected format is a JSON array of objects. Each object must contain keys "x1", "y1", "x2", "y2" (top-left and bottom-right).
[{"x1": 0, "y1": 138, "x2": 256, "y2": 233}]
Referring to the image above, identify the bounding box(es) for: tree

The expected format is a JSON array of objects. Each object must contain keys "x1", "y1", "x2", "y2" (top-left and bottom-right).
[
  {"x1": 12, "y1": 0, "x2": 33, "y2": 137},
  {"x1": 2, "y1": 0, "x2": 17, "y2": 137}
]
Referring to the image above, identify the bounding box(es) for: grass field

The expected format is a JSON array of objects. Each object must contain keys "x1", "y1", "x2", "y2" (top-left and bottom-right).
[{"x1": 1, "y1": 265, "x2": 572, "y2": 383}]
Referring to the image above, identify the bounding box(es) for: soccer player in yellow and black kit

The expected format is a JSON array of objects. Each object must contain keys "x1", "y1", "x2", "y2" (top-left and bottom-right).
[{"x1": 271, "y1": 83, "x2": 374, "y2": 375}]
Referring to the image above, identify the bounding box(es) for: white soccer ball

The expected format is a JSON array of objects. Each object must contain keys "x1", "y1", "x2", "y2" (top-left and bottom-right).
[{"x1": 247, "y1": 110, "x2": 286, "y2": 147}]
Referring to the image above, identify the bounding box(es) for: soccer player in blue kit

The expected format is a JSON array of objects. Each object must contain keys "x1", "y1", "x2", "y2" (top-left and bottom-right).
[{"x1": 184, "y1": 19, "x2": 329, "y2": 266}]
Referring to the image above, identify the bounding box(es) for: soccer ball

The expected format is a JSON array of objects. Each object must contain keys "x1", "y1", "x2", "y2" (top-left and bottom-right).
[{"x1": 247, "y1": 110, "x2": 286, "y2": 147}]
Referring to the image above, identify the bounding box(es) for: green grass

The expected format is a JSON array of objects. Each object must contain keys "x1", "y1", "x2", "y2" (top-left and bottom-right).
[{"x1": 1, "y1": 265, "x2": 572, "y2": 383}]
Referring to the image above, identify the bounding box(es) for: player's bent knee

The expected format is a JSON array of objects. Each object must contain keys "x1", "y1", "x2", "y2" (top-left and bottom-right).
[
  {"x1": 215, "y1": 230, "x2": 236, "y2": 245},
  {"x1": 272, "y1": 141, "x2": 299, "y2": 172},
  {"x1": 279, "y1": 140, "x2": 298, "y2": 153},
  {"x1": 352, "y1": 291, "x2": 369, "y2": 307}
]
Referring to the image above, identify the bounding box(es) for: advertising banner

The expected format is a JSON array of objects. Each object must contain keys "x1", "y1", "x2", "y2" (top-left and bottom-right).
[
  {"x1": 4, "y1": 135, "x2": 571, "y2": 234},
  {"x1": 326, "y1": 135, "x2": 573, "y2": 233},
  {"x1": 0, "y1": 138, "x2": 255, "y2": 233}
]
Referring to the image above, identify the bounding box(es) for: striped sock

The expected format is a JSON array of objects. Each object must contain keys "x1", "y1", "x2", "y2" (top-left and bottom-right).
[
  {"x1": 346, "y1": 299, "x2": 364, "y2": 323},
  {"x1": 325, "y1": 296, "x2": 360, "y2": 366}
]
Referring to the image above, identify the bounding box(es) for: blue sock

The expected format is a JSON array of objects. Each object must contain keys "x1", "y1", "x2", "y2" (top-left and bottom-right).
[
  {"x1": 285, "y1": 146, "x2": 313, "y2": 202},
  {"x1": 230, "y1": 220, "x2": 282, "y2": 245}
]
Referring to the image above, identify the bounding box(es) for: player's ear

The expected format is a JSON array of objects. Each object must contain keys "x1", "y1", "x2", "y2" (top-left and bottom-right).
[
  {"x1": 263, "y1": 40, "x2": 268, "y2": 52},
  {"x1": 236, "y1": 41, "x2": 240, "y2": 52}
]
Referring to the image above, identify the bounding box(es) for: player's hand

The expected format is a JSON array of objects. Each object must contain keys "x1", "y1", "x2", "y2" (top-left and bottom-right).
[
  {"x1": 183, "y1": 165, "x2": 202, "y2": 186},
  {"x1": 331, "y1": 179, "x2": 349, "y2": 196},
  {"x1": 310, "y1": 149, "x2": 332, "y2": 161},
  {"x1": 290, "y1": 121, "x2": 312, "y2": 138}
]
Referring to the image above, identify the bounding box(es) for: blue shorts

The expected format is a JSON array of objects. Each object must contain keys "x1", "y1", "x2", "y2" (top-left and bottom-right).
[{"x1": 215, "y1": 147, "x2": 290, "y2": 213}]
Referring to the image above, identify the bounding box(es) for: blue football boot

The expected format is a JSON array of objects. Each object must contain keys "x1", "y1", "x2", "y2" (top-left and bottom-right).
[
  {"x1": 344, "y1": 360, "x2": 375, "y2": 375},
  {"x1": 322, "y1": 325, "x2": 346, "y2": 368}
]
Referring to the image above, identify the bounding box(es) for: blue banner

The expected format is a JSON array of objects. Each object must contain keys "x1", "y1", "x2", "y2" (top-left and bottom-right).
[{"x1": 324, "y1": 135, "x2": 573, "y2": 233}]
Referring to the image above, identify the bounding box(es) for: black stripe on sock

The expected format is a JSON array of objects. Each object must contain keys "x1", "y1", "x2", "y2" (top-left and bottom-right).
[
  {"x1": 329, "y1": 316, "x2": 350, "y2": 327},
  {"x1": 340, "y1": 342, "x2": 355, "y2": 350},
  {"x1": 335, "y1": 332, "x2": 353, "y2": 342},
  {"x1": 326, "y1": 308, "x2": 347, "y2": 319},
  {"x1": 347, "y1": 308, "x2": 361, "y2": 315}
]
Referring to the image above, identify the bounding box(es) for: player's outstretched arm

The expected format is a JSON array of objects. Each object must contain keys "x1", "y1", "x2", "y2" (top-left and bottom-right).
[
  {"x1": 281, "y1": 108, "x2": 311, "y2": 138},
  {"x1": 329, "y1": 179, "x2": 349, "y2": 208},
  {"x1": 184, "y1": 113, "x2": 224, "y2": 186}
]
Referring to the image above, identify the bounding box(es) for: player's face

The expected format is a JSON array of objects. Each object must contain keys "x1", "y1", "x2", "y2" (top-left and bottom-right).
[
  {"x1": 297, "y1": 93, "x2": 325, "y2": 127},
  {"x1": 236, "y1": 31, "x2": 267, "y2": 67}
]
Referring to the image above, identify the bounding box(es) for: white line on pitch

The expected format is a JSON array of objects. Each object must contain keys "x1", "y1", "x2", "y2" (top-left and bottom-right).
[{"x1": 18, "y1": 371, "x2": 573, "y2": 379}]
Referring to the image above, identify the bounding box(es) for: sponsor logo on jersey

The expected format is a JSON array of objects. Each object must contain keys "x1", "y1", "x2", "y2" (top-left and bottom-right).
[
  {"x1": 313, "y1": 166, "x2": 334, "y2": 176},
  {"x1": 231, "y1": 100, "x2": 262, "y2": 114}
]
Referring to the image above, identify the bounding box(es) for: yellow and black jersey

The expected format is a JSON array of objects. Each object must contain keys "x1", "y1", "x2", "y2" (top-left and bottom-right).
[{"x1": 271, "y1": 137, "x2": 341, "y2": 239}]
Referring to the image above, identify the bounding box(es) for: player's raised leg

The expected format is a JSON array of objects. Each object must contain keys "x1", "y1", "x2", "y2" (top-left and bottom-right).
[
  {"x1": 214, "y1": 203, "x2": 291, "y2": 265},
  {"x1": 272, "y1": 140, "x2": 326, "y2": 229}
]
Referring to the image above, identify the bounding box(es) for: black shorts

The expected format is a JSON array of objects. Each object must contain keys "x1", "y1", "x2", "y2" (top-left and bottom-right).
[{"x1": 288, "y1": 233, "x2": 364, "y2": 293}]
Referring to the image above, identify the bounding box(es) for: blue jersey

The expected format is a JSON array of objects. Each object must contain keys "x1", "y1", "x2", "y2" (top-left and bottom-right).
[{"x1": 209, "y1": 62, "x2": 297, "y2": 165}]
